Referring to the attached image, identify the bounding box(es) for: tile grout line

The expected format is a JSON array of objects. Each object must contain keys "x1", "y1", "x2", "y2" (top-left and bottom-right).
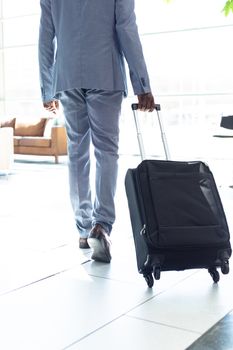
[
  {"x1": 62, "y1": 293, "x2": 233, "y2": 350},
  {"x1": 125, "y1": 314, "x2": 202, "y2": 335},
  {"x1": 83, "y1": 260, "x2": 200, "y2": 287},
  {"x1": 61, "y1": 271, "x2": 204, "y2": 349},
  {"x1": 0, "y1": 260, "x2": 89, "y2": 297},
  {"x1": 61, "y1": 287, "x2": 163, "y2": 349},
  {"x1": 0, "y1": 269, "x2": 70, "y2": 297},
  {"x1": 0, "y1": 250, "x2": 91, "y2": 297}
]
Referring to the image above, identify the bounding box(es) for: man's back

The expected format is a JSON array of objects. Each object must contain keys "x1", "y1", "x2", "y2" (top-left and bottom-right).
[
  {"x1": 50, "y1": 0, "x2": 125, "y2": 93},
  {"x1": 39, "y1": 0, "x2": 151, "y2": 101}
]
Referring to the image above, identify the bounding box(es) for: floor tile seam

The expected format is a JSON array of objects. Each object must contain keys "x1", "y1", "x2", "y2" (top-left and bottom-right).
[
  {"x1": 118, "y1": 269, "x2": 201, "y2": 307},
  {"x1": 0, "y1": 257, "x2": 145, "y2": 298},
  {"x1": 147, "y1": 269, "x2": 200, "y2": 293},
  {"x1": 81, "y1": 272, "x2": 149, "y2": 286},
  {"x1": 121, "y1": 280, "x2": 233, "y2": 334},
  {"x1": 82, "y1": 270, "x2": 204, "y2": 319},
  {"x1": 62, "y1": 305, "x2": 185, "y2": 350},
  {"x1": 61, "y1": 314, "x2": 134, "y2": 350},
  {"x1": 59, "y1": 280, "x2": 165, "y2": 349},
  {"x1": 125, "y1": 314, "x2": 202, "y2": 335},
  {"x1": 62, "y1": 312, "x2": 202, "y2": 350},
  {"x1": 10, "y1": 243, "x2": 72, "y2": 254},
  {"x1": 125, "y1": 303, "x2": 233, "y2": 330},
  {"x1": 80, "y1": 258, "x2": 92, "y2": 265},
  {"x1": 0, "y1": 264, "x2": 81, "y2": 297},
  {"x1": 83, "y1": 263, "x2": 199, "y2": 291},
  {"x1": 0, "y1": 247, "x2": 88, "y2": 260},
  {"x1": 83, "y1": 270, "x2": 184, "y2": 294},
  {"x1": 126, "y1": 308, "x2": 233, "y2": 345},
  {"x1": 204, "y1": 307, "x2": 233, "y2": 330}
]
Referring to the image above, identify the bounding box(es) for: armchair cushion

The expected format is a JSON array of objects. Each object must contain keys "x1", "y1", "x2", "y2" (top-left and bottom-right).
[{"x1": 18, "y1": 137, "x2": 51, "y2": 148}]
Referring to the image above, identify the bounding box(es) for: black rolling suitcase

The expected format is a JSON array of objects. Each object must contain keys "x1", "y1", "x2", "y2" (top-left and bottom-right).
[{"x1": 125, "y1": 103, "x2": 232, "y2": 288}]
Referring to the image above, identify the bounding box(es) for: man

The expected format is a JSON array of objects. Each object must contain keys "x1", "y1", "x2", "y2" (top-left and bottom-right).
[{"x1": 39, "y1": 0, "x2": 155, "y2": 263}]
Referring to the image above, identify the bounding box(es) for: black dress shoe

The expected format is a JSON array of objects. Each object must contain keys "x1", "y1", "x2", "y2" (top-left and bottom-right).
[
  {"x1": 87, "y1": 224, "x2": 112, "y2": 263},
  {"x1": 79, "y1": 237, "x2": 90, "y2": 249}
]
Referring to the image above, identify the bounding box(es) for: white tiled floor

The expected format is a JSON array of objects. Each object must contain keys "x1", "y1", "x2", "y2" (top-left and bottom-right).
[{"x1": 0, "y1": 149, "x2": 233, "y2": 350}]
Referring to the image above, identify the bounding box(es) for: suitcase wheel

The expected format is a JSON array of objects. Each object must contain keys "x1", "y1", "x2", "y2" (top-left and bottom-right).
[
  {"x1": 208, "y1": 267, "x2": 220, "y2": 283},
  {"x1": 144, "y1": 273, "x2": 154, "y2": 288},
  {"x1": 153, "y1": 266, "x2": 161, "y2": 280},
  {"x1": 221, "y1": 260, "x2": 230, "y2": 275}
]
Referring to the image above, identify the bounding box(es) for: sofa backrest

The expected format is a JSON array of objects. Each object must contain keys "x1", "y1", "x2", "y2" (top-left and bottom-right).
[
  {"x1": 0, "y1": 118, "x2": 16, "y2": 129},
  {"x1": 0, "y1": 117, "x2": 50, "y2": 137},
  {"x1": 14, "y1": 118, "x2": 48, "y2": 137}
]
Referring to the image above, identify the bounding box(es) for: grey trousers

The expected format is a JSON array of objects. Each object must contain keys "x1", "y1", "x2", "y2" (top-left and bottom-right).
[{"x1": 59, "y1": 89, "x2": 123, "y2": 238}]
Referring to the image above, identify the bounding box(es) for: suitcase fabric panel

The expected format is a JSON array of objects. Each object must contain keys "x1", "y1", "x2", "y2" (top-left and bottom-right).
[{"x1": 136, "y1": 160, "x2": 230, "y2": 248}]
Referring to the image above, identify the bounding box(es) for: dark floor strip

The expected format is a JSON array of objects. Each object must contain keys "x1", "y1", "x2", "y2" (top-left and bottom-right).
[{"x1": 186, "y1": 310, "x2": 233, "y2": 350}]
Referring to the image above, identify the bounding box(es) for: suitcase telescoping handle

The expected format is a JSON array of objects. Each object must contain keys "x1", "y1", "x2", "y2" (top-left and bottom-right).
[{"x1": 131, "y1": 103, "x2": 171, "y2": 161}]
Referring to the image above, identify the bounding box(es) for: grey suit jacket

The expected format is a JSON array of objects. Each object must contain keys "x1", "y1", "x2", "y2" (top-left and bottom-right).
[{"x1": 39, "y1": 0, "x2": 151, "y2": 102}]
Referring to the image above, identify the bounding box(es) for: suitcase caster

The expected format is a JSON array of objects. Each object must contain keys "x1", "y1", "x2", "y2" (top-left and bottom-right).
[
  {"x1": 153, "y1": 266, "x2": 161, "y2": 280},
  {"x1": 208, "y1": 267, "x2": 220, "y2": 283},
  {"x1": 144, "y1": 273, "x2": 154, "y2": 288},
  {"x1": 221, "y1": 260, "x2": 229, "y2": 275}
]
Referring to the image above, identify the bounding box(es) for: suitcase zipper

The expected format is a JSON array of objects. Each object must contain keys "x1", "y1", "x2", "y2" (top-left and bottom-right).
[{"x1": 140, "y1": 224, "x2": 146, "y2": 236}]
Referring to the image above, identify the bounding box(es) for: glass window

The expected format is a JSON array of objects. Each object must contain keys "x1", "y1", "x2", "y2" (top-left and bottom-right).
[
  {"x1": 0, "y1": 51, "x2": 4, "y2": 100},
  {"x1": 2, "y1": 0, "x2": 39, "y2": 18},
  {"x1": 135, "y1": 0, "x2": 233, "y2": 34},
  {"x1": 0, "y1": 22, "x2": 3, "y2": 48},
  {"x1": 3, "y1": 15, "x2": 40, "y2": 47},
  {"x1": 4, "y1": 99, "x2": 46, "y2": 117},
  {"x1": 4, "y1": 46, "x2": 40, "y2": 100},
  {"x1": 140, "y1": 26, "x2": 233, "y2": 96}
]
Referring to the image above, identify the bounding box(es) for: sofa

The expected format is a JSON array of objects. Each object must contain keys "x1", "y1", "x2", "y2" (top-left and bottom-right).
[{"x1": 0, "y1": 117, "x2": 67, "y2": 163}]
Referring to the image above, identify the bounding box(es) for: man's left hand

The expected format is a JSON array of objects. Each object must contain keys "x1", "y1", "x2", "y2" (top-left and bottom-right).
[{"x1": 43, "y1": 100, "x2": 59, "y2": 114}]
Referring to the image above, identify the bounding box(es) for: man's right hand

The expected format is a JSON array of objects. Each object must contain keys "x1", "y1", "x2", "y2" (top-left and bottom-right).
[
  {"x1": 43, "y1": 100, "x2": 59, "y2": 114},
  {"x1": 137, "y1": 92, "x2": 155, "y2": 112}
]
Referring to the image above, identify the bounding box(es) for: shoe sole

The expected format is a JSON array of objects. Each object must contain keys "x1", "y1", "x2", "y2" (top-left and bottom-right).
[{"x1": 87, "y1": 237, "x2": 111, "y2": 263}]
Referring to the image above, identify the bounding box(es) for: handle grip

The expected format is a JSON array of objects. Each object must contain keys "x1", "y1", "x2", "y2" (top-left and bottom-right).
[{"x1": 131, "y1": 103, "x2": 161, "y2": 111}]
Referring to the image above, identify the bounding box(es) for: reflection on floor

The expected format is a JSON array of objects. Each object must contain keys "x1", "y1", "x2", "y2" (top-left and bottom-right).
[{"x1": 0, "y1": 154, "x2": 232, "y2": 350}]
